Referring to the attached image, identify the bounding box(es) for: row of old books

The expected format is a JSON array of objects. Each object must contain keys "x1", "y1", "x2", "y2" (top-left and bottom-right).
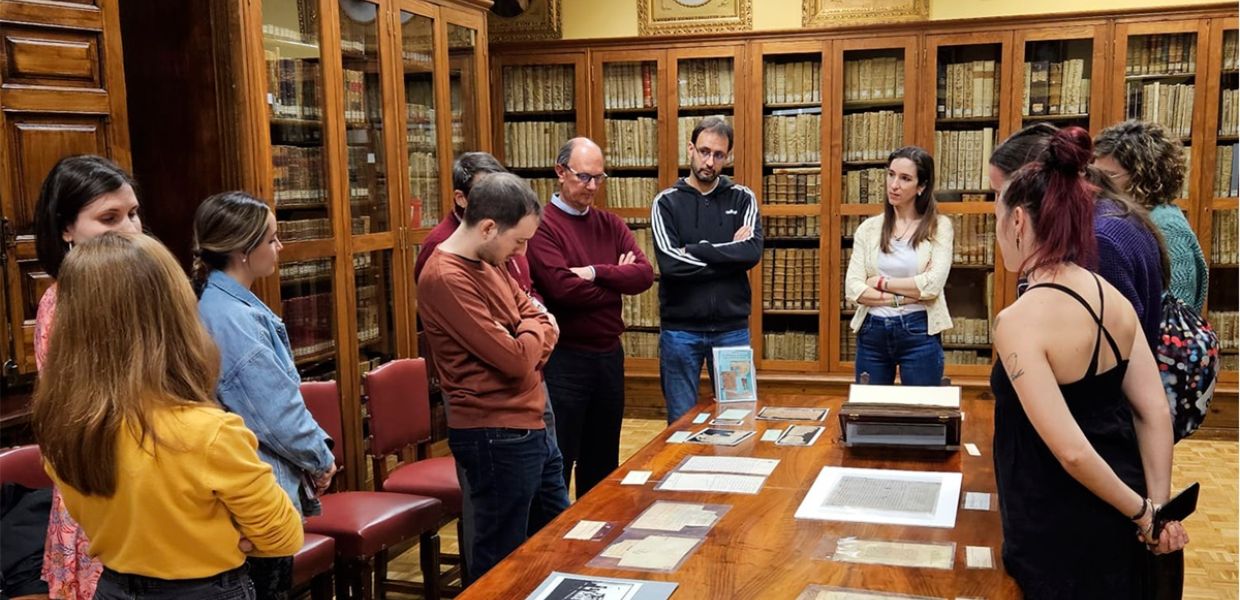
[
  {"x1": 1214, "y1": 144, "x2": 1238, "y2": 198},
  {"x1": 1212, "y1": 210, "x2": 1237, "y2": 264},
  {"x1": 503, "y1": 121, "x2": 577, "y2": 168},
  {"x1": 356, "y1": 284, "x2": 381, "y2": 344},
  {"x1": 1022, "y1": 58, "x2": 1091, "y2": 116},
  {"x1": 622, "y1": 331, "x2": 659, "y2": 359},
  {"x1": 843, "y1": 111, "x2": 904, "y2": 162},
  {"x1": 282, "y1": 292, "x2": 334, "y2": 360},
  {"x1": 1208, "y1": 311, "x2": 1239, "y2": 351},
  {"x1": 763, "y1": 331, "x2": 819, "y2": 361},
  {"x1": 603, "y1": 63, "x2": 658, "y2": 110},
  {"x1": 844, "y1": 167, "x2": 886, "y2": 205},
  {"x1": 279, "y1": 259, "x2": 332, "y2": 286},
  {"x1": 1125, "y1": 82, "x2": 1195, "y2": 138},
  {"x1": 1222, "y1": 355, "x2": 1239, "y2": 372},
  {"x1": 1225, "y1": 31, "x2": 1239, "y2": 71},
  {"x1": 273, "y1": 146, "x2": 327, "y2": 208},
  {"x1": 268, "y1": 0, "x2": 318, "y2": 43},
  {"x1": 607, "y1": 178, "x2": 660, "y2": 209},
  {"x1": 408, "y1": 152, "x2": 439, "y2": 228},
  {"x1": 841, "y1": 328, "x2": 857, "y2": 361},
  {"x1": 763, "y1": 248, "x2": 821, "y2": 311},
  {"x1": 950, "y1": 214, "x2": 996, "y2": 266},
  {"x1": 503, "y1": 65, "x2": 575, "y2": 113},
  {"x1": 267, "y1": 55, "x2": 322, "y2": 120},
  {"x1": 1126, "y1": 34, "x2": 1197, "y2": 76},
  {"x1": 842, "y1": 215, "x2": 865, "y2": 238},
  {"x1": 936, "y1": 60, "x2": 1001, "y2": 119},
  {"x1": 342, "y1": 69, "x2": 374, "y2": 125},
  {"x1": 764, "y1": 168, "x2": 821, "y2": 204},
  {"x1": 526, "y1": 178, "x2": 557, "y2": 204},
  {"x1": 764, "y1": 60, "x2": 822, "y2": 105},
  {"x1": 605, "y1": 117, "x2": 659, "y2": 167},
  {"x1": 1219, "y1": 89, "x2": 1238, "y2": 136},
  {"x1": 1181, "y1": 153, "x2": 1192, "y2": 199},
  {"x1": 678, "y1": 58, "x2": 734, "y2": 107},
  {"x1": 350, "y1": 216, "x2": 372, "y2": 236},
  {"x1": 934, "y1": 128, "x2": 996, "y2": 191},
  {"x1": 942, "y1": 317, "x2": 991, "y2": 347},
  {"x1": 839, "y1": 248, "x2": 857, "y2": 312},
  {"x1": 622, "y1": 285, "x2": 659, "y2": 328},
  {"x1": 279, "y1": 218, "x2": 330, "y2": 242},
  {"x1": 338, "y1": 16, "x2": 370, "y2": 55},
  {"x1": 763, "y1": 215, "x2": 821, "y2": 239},
  {"x1": 677, "y1": 115, "x2": 733, "y2": 166},
  {"x1": 945, "y1": 350, "x2": 991, "y2": 365},
  {"x1": 843, "y1": 56, "x2": 905, "y2": 103},
  {"x1": 763, "y1": 112, "x2": 822, "y2": 164},
  {"x1": 631, "y1": 227, "x2": 660, "y2": 275}
]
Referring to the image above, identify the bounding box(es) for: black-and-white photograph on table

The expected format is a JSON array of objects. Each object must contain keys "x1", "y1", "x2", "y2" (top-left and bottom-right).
[{"x1": 526, "y1": 572, "x2": 679, "y2": 600}]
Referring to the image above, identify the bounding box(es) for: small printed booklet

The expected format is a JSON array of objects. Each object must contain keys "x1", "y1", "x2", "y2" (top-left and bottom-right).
[
  {"x1": 685, "y1": 427, "x2": 755, "y2": 446},
  {"x1": 712, "y1": 346, "x2": 757, "y2": 403}
]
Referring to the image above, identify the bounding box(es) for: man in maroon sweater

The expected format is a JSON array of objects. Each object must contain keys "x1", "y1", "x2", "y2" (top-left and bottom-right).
[
  {"x1": 419, "y1": 172, "x2": 569, "y2": 582},
  {"x1": 526, "y1": 137, "x2": 656, "y2": 499}
]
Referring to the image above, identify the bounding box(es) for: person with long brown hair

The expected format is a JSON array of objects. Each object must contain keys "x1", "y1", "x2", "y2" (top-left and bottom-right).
[
  {"x1": 844, "y1": 146, "x2": 953, "y2": 385},
  {"x1": 34, "y1": 232, "x2": 302, "y2": 600},
  {"x1": 193, "y1": 191, "x2": 336, "y2": 599},
  {"x1": 32, "y1": 154, "x2": 143, "y2": 600},
  {"x1": 988, "y1": 126, "x2": 1188, "y2": 598}
]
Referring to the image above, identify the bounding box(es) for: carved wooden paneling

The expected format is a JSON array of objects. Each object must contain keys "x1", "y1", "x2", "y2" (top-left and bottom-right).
[{"x1": 3, "y1": 26, "x2": 100, "y2": 87}]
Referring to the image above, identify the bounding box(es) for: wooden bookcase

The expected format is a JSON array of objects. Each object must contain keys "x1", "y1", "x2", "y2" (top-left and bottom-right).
[{"x1": 488, "y1": 4, "x2": 1238, "y2": 413}]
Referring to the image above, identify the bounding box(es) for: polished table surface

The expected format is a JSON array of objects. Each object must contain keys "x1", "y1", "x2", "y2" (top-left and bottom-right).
[{"x1": 458, "y1": 394, "x2": 1019, "y2": 599}]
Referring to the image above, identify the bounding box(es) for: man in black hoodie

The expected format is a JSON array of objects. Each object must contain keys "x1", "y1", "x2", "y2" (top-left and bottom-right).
[{"x1": 650, "y1": 116, "x2": 763, "y2": 423}]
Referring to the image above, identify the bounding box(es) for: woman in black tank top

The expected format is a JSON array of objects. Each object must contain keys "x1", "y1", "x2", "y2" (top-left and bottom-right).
[{"x1": 987, "y1": 126, "x2": 1188, "y2": 599}]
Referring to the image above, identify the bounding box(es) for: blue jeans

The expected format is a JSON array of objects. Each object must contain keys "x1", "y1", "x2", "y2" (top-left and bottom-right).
[
  {"x1": 93, "y1": 566, "x2": 255, "y2": 600},
  {"x1": 853, "y1": 312, "x2": 944, "y2": 386},
  {"x1": 659, "y1": 328, "x2": 751, "y2": 423},
  {"x1": 447, "y1": 426, "x2": 569, "y2": 584}
]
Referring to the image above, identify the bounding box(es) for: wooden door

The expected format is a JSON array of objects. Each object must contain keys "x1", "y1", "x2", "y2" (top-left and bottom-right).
[{"x1": 0, "y1": 0, "x2": 130, "y2": 376}]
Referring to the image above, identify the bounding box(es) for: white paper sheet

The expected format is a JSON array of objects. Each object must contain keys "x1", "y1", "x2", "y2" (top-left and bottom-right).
[
  {"x1": 757, "y1": 406, "x2": 829, "y2": 422},
  {"x1": 615, "y1": 535, "x2": 699, "y2": 569},
  {"x1": 761, "y1": 428, "x2": 784, "y2": 441},
  {"x1": 629, "y1": 501, "x2": 719, "y2": 532},
  {"x1": 963, "y1": 492, "x2": 991, "y2": 511},
  {"x1": 621, "y1": 471, "x2": 651, "y2": 485},
  {"x1": 965, "y1": 546, "x2": 994, "y2": 569},
  {"x1": 716, "y1": 408, "x2": 751, "y2": 420},
  {"x1": 795, "y1": 466, "x2": 963, "y2": 528},
  {"x1": 564, "y1": 520, "x2": 609, "y2": 540},
  {"x1": 692, "y1": 412, "x2": 710, "y2": 424},
  {"x1": 964, "y1": 443, "x2": 981, "y2": 456},
  {"x1": 848, "y1": 384, "x2": 960, "y2": 408},
  {"x1": 657, "y1": 472, "x2": 766, "y2": 494},
  {"x1": 599, "y1": 539, "x2": 640, "y2": 559},
  {"x1": 667, "y1": 431, "x2": 693, "y2": 444},
  {"x1": 679, "y1": 455, "x2": 779, "y2": 476},
  {"x1": 831, "y1": 537, "x2": 954, "y2": 569}
]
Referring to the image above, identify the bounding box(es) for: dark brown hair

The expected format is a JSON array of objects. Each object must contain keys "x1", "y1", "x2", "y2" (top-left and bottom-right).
[
  {"x1": 881, "y1": 146, "x2": 939, "y2": 253},
  {"x1": 34, "y1": 155, "x2": 138, "y2": 278}
]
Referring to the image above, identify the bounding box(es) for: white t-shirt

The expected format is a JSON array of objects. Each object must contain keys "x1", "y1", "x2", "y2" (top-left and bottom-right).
[{"x1": 869, "y1": 237, "x2": 927, "y2": 317}]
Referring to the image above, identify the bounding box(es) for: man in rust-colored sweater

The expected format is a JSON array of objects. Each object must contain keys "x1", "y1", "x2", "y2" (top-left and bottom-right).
[
  {"x1": 527, "y1": 137, "x2": 655, "y2": 500},
  {"x1": 418, "y1": 172, "x2": 568, "y2": 582}
]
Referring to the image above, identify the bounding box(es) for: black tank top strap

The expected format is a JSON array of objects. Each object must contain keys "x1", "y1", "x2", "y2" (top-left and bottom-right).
[{"x1": 1024, "y1": 274, "x2": 1123, "y2": 376}]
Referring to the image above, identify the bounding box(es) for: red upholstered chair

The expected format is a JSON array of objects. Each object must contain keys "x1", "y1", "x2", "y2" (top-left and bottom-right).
[
  {"x1": 363, "y1": 358, "x2": 465, "y2": 594},
  {"x1": 300, "y1": 381, "x2": 444, "y2": 600},
  {"x1": 292, "y1": 533, "x2": 335, "y2": 600},
  {"x1": 0, "y1": 445, "x2": 53, "y2": 488}
]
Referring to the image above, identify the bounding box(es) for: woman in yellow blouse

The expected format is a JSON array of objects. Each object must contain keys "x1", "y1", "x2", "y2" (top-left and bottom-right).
[
  {"x1": 844, "y1": 146, "x2": 954, "y2": 385},
  {"x1": 33, "y1": 232, "x2": 302, "y2": 600}
]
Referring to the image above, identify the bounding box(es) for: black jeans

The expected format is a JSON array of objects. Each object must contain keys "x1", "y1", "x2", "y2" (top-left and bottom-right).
[
  {"x1": 543, "y1": 345, "x2": 625, "y2": 499},
  {"x1": 244, "y1": 556, "x2": 291, "y2": 600},
  {"x1": 93, "y1": 566, "x2": 254, "y2": 600}
]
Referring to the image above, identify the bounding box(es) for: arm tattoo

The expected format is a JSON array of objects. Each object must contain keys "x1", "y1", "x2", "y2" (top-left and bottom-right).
[{"x1": 1005, "y1": 352, "x2": 1026, "y2": 381}]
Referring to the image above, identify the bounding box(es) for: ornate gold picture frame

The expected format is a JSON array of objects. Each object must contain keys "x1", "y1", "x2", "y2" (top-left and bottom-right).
[
  {"x1": 802, "y1": 0, "x2": 928, "y2": 28},
  {"x1": 638, "y1": 0, "x2": 753, "y2": 37},
  {"x1": 488, "y1": 0, "x2": 563, "y2": 43}
]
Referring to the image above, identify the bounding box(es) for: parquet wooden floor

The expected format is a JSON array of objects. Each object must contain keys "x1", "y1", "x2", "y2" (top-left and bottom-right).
[{"x1": 386, "y1": 421, "x2": 1238, "y2": 599}]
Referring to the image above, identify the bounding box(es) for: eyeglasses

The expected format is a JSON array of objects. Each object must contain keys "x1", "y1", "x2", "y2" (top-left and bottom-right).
[
  {"x1": 693, "y1": 146, "x2": 730, "y2": 164},
  {"x1": 560, "y1": 164, "x2": 608, "y2": 185}
]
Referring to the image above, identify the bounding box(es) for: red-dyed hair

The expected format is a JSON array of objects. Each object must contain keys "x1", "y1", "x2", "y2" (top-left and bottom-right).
[{"x1": 1001, "y1": 126, "x2": 1097, "y2": 273}]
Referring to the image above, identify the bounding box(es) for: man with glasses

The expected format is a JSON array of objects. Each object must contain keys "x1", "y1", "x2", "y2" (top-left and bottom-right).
[
  {"x1": 526, "y1": 137, "x2": 655, "y2": 499},
  {"x1": 651, "y1": 116, "x2": 763, "y2": 423}
]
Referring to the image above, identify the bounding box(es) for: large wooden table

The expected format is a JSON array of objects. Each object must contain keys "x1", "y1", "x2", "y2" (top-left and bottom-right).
[{"x1": 459, "y1": 394, "x2": 1019, "y2": 599}]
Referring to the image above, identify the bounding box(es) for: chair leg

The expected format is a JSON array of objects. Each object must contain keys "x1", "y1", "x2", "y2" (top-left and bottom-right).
[
  {"x1": 421, "y1": 531, "x2": 442, "y2": 600},
  {"x1": 456, "y1": 518, "x2": 470, "y2": 585},
  {"x1": 334, "y1": 561, "x2": 353, "y2": 600},
  {"x1": 311, "y1": 571, "x2": 334, "y2": 600},
  {"x1": 359, "y1": 558, "x2": 375, "y2": 600},
  {"x1": 374, "y1": 548, "x2": 389, "y2": 600}
]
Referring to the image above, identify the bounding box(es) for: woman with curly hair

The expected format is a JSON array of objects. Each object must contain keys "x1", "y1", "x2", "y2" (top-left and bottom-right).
[{"x1": 1095, "y1": 120, "x2": 1207, "y2": 313}]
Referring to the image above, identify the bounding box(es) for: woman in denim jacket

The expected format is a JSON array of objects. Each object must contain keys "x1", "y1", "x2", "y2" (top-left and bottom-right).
[{"x1": 192, "y1": 191, "x2": 336, "y2": 600}]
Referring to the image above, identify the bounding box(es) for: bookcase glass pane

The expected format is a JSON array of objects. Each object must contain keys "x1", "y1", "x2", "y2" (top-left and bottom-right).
[
  {"x1": 501, "y1": 64, "x2": 577, "y2": 177},
  {"x1": 401, "y1": 11, "x2": 439, "y2": 229},
  {"x1": 677, "y1": 57, "x2": 735, "y2": 179},
  {"x1": 340, "y1": 1, "x2": 388, "y2": 235},
  {"x1": 354, "y1": 250, "x2": 396, "y2": 377},
  {"x1": 263, "y1": 0, "x2": 330, "y2": 241},
  {"x1": 1123, "y1": 33, "x2": 1197, "y2": 140},
  {"x1": 1021, "y1": 39, "x2": 1093, "y2": 126},
  {"x1": 763, "y1": 53, "x2": 822, "y2": 215},
  {"x1": 448, "y1": 24, "x2": 478, "y2": 159},
  {"x1": 935, "y1": 44, "x2": 1001, "y2": 202},
  {"x1": 279, "y1": 257, "x2": 337, "y2": 380},
  {"x1": 1209, "y1": 208, "x2": 1238, "y2": 372},
  {"x1": 1216, "y1": 30, "x2": 1238, "y2": 199},
  {"x1": 838, "y1": 217, "x2": 862, "y2": 365},
  {"x1": 943, "y1": 214, "x2": 995, "y2": 365},
  {"x1": 602, "y1": 60, "x2": 659, "y2": 211},
  {"x1": 841, "y1": 48, "x2": 905, "y2": 206}
]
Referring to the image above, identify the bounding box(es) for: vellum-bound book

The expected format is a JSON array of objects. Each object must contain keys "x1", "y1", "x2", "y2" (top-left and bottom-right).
[{"x1": 838, "y1": 384, "x2": 962, "y2": 451}]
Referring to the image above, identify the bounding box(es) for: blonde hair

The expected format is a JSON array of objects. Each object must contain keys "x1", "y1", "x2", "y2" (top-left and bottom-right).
[
  {"x1": 33, "y1": 232, "x2": 220, "y2": 497},
  {"x1": 191, "y1": 191, "x2": 271, "y2": 296}
]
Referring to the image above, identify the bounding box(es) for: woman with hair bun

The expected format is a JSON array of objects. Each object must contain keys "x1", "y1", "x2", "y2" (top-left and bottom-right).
[{"x1": 989, "y1": 126, "x2": 1187, "y2": 598}]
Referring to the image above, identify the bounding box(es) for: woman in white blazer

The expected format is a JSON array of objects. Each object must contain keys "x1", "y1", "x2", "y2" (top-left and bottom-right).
[{"x1": 844, "y1": 146, "x2": 953, "y2": 385}]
